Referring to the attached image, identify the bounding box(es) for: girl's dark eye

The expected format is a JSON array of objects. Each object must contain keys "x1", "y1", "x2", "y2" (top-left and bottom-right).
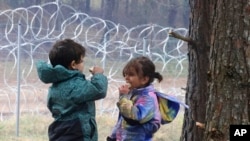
[{"x1": 124, "y1": 70, "x2": 136, "y2": 76}]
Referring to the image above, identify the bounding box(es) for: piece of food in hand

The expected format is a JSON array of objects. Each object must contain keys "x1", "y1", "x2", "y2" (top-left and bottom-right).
[
  {"x1": 127, "y1": 83, "x2": 131, "y2": 89},
  {"x1": 89, "y1": 66, "x2": 94, "y2": 72}
]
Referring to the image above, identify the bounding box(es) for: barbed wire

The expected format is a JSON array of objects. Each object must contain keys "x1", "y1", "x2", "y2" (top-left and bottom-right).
[{"x1": 0, "y1": 1, "x2": 188, "y2": 120}]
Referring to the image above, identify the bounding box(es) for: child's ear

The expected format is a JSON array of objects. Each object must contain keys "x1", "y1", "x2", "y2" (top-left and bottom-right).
[
  {"x1": 142, "y1": 76, "x2": 149, "y2": 85},
  {"x1": 69, "y1": 60, "x2": 76, "y2": 69}
]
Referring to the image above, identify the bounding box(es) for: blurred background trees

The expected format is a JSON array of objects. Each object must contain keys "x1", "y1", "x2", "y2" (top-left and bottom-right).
[{"x1": 0, "y1": 0, "x2": 189, "y2": 28}]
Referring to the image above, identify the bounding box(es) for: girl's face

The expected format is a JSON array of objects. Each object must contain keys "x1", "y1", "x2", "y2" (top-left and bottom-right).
[{"x1": 124, "y1": 68, "x2": 149, "y2": 89}]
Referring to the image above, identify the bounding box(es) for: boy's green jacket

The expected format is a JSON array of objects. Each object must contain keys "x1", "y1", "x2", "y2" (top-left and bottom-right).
[{"x1": 36, "y1": 61, "x2": 108, "y2": 141}]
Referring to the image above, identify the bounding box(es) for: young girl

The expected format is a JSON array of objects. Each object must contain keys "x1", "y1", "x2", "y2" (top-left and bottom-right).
[
  {"x1": 36, "y1": 39, "x2": 108, "y2": 141},
  {"x1": 107, "y1": 56, "x2": 163, "y2": 141}
]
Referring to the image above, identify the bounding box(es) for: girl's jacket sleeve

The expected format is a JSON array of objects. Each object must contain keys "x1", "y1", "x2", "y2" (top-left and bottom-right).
[
  {"x1": 108, "y1": 114, "x2": 122, "y2": 140},
  {"x1": 118, "y1": 94, "x2": 156, "y2": 124}
]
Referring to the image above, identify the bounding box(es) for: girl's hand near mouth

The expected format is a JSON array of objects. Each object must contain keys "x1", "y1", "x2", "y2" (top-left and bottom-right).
[{"x1": 118, "y1": 84, "x2": 130, "y2": 95}]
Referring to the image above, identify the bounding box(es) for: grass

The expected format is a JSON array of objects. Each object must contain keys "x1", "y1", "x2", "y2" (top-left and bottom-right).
[
  {"x1": 0, "y1": 115, "x2": 52, "y2": 141},
  {"x1": 0, "y1": 111, "x2": 184, "y2": 141}
]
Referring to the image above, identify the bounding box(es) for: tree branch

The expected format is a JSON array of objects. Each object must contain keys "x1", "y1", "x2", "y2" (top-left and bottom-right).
[
  {"x1": 168, "y1": 30, "x2": 194, "y2": 45},
  {"x1": 196, "y1": 122, "x2": 205, "y2": 129}
]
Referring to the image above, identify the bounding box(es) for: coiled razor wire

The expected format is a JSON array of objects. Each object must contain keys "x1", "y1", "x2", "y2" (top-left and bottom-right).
[{"x1": 0, "y1": 1, "x2": 188, "y2": 120}]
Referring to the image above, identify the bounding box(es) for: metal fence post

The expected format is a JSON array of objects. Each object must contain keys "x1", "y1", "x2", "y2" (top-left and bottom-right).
[{"x1": 16, "y1": 22, "x2": 21, "y2": 137}]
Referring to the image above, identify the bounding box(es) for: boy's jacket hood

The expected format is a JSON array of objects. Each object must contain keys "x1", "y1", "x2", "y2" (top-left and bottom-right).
[{"x1": 36, "y1": 61, "x2": 83, "y2": 83}]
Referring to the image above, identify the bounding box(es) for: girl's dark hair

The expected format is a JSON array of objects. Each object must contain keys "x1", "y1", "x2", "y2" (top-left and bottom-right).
[
  {"x1": 123, "y1": 56, "x2": 163, "y2": 86},
  {"x1": 49, "y1": 39, "x2": 85, "y2": 68}
]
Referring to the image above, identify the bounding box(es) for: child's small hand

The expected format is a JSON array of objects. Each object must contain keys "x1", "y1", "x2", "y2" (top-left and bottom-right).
[
  {"x1": 89, "y1": 66, "x2": 104, "y2": 74},
  {"x1": 117, "y1": 98, "x2": 133, "y2": 118},
  {"x1": 118, "y1": 84, "x2": 130, "y2": 94}
]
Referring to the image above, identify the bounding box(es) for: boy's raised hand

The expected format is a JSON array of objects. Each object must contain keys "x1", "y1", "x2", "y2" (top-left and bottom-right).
[{"x1": 89, "y1": 66, "x2": 104, "y2": 74}]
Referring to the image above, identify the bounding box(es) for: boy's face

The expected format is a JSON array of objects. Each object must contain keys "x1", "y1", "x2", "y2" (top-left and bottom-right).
[
  {"x1": 124, "y1": 68, "x2": 149, "y2": 89},
  {"x1": 71, "y1": 56, "x2": 84, "y2": 72}
]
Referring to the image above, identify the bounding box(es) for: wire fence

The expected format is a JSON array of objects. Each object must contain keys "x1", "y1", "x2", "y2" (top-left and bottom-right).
[{"x1": 0, "y1": 1, "x2": 188, "y2": 121}]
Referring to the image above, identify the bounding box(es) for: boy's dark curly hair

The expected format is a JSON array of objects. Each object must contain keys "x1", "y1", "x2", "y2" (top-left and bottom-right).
[{"x1": 49, "y1": 39, "x2": 85, "y2": 68}]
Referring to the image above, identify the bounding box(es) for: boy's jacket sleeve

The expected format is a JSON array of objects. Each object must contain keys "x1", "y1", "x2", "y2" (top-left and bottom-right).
[{"x1": 71, "y1": 73, "x2": 108, "y2": 103}]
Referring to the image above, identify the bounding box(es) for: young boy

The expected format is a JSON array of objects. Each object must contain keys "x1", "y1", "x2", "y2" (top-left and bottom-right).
[{"x1": 36, "y1": 39, "x2": 108, "y2": 141}]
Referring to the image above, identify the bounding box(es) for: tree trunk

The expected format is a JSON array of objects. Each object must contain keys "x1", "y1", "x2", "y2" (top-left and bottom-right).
[
  {"x1": 102, "y1": 0, "x2": 115, "y2": 22},
  {"x1": 180, "y1": 0, "x2": 211, "y2": 141},
  {"x1": 168, "y1": 0, "x2": 178, "y2": 27},
  {"x1": 181, "y1": 0, "x2": 250, "y2": 141},
  {"x1": 205, "y1": 1, "x2": 250, "y2": 140},
  {"x1": 101, "y1": 0, "x2": 115, "y2": 43},
  {"x1": 85, "y1": 0, "x2": 90, "y2": 14}
]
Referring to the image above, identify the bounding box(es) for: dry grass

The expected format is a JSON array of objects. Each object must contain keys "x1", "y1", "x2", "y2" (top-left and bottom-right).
[
  {"x1": 0, "y1": 115, "x2": 52, "y2": 141},
  {"x1": 0, "y1": 111, "x2": 184, "y2": 141}
]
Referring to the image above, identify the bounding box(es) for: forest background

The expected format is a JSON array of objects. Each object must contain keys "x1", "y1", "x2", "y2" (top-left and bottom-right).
[{"x1": 0, "y1": 0, "x2": 189, "y2": 28}]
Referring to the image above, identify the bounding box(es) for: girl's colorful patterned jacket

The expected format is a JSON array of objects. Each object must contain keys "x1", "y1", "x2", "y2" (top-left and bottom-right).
[{"x1": 110, "y1": 85, "x2": 161, "y2": 141}]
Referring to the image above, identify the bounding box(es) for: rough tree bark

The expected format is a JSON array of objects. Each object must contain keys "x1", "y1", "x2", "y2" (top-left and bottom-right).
[
  {"x1": 179, "y1": 0, "x2": 211, "y2": 140},
  {"x1": 205, "y1": 1, "x2": 250, "y2": 140},
  {"x1": 178, "y1": 0, "x2": 250, "y2": 141}
]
